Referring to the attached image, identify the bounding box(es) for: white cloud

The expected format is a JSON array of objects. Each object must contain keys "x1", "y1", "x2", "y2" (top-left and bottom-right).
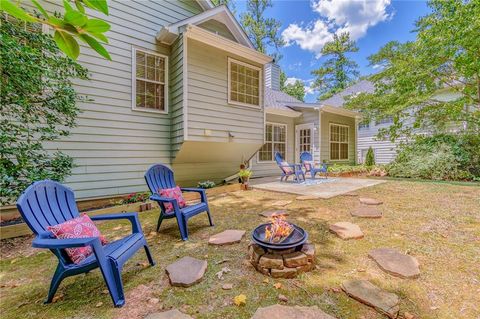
[
  {"x1": 284, "y1": 77, "x2": 317, "y2": 96},
  {"x1": 282, "y1": 20, "x2": 333, "y2": 56},
  {"x1": 304, "y1": 85, "x2": 316, "y2": 95},
  {"x1": 282, "y1": 0, "x2": 393, "y2": 57},
  {"x1": 372, "y1": 63, "x2": 384, "y2": 70},
  {"x1": 285, "y1": 77, "x2": 301, "y2": 85}
]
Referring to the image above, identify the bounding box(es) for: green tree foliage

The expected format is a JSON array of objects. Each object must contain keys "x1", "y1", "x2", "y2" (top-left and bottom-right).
[
  {"x1": 0, "y1": 16, "x2": 88, "y2": 205},
  {"x1": 210, "y1": 0, "x2": 236, "y2": 13},
  {"x1": 364, "y1": 147, "x2": 376, "y2": 166},
  {"x1": 346, "y1": 0, "x2": 480, "y2": 141},
  {"x1": 280, "y1": 70, "x2": 287, "y2": 90},
  {"x1": 387, "y1": 134, "x2": 480, "y2": 181},
  {"x1": 0, "y1": 0, "x2": 111, "y2": 60},
  {"x1": 311, "y1": 32, "x2": 359, "y2": 101},
  {"x1": 240, "y1": 0, "x2": 284, "y2": 60},
  {"x1": 283, "y1": 80, "x2": 305, "y2": 102},
  {"x1": 279, "y1": 70, "x2": 305, "y2": 101}
]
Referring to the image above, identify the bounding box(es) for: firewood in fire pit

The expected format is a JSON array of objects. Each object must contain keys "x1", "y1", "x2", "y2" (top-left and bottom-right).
[{"x1": 264, "y1": 215, "x2": 294, "y2": 244}]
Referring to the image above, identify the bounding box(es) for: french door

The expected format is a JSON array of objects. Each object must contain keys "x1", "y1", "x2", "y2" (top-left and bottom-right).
[{"x1": 295, "y1": 123, "x2": 314, "y2": 162}]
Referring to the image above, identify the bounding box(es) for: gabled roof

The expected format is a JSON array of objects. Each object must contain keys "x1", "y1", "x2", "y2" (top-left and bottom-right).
[
  {"x1": 320, "y1": 79, "x2": 374, "y2": 107},
  {"x1": 264, "y1": 88, "x2": 302, "y2": 117},
  {"x1": 157, "y1": 5, "x2": 253, "y2": 48},
  {"x1": 265, "y1": 87, "x2": 361, "y2": 118}
]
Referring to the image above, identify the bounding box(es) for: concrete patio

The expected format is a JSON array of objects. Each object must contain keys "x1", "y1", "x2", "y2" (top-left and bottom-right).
[{"x1": 250, "y1": 177, "x2": 385, "y2": 199}]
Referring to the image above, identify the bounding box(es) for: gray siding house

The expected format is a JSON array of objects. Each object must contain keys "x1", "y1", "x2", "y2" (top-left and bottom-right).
[
  {"x1": 323, "y1": 80, "x2": 463, "y2": 164},
  {"x1": 32, "y1": 0, "x2": 359, "y2": 202},
  {"x1": 250, "y1": 64, "x2": 360, "y2": 177},
  {"x1": 37, "y1": 1, "x2": 270, "y2": 200}
]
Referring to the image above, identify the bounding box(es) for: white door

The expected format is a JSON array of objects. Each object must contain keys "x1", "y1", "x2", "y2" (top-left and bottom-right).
[{"x1": 295, "y1": 123, "x2": 314, "y2": 162}]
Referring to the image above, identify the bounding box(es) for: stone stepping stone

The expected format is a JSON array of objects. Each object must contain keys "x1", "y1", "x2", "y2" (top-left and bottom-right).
[
  {"x1": 166, "y1": 256, "x2": 207, "y2": 287},
  {"x1": 359, "y1": 197, "x2": 383, "y2": 205},
  {"x1": 208, "y1": 229, "x2": 245, "y2": 245},
  {"x1": 252, "y1": 304, "x2": 337, "y2": 319},
  {"x1": 259, "y1": 210, "x2": 289, "y2": 218},
  {"x1": 351, "y1": 205, "x2": 382, "y2": 218},
  {"x1": 329, "y1": 222, "x2": 364, "y2": 240},
  {"x1": 369, "y1": 248, "x2": 420, "y2": 279},
  {"x1": 342, "y1": 192, "x2": 359, "y2": 197},
  {"x1": 144, "y1": 309, "x2": 193, "y2": 319},
  {"x1": 341, "y1": 280, "x2": 399, "y2": 318},
  {"x1": 296, "y1": 195, "x2": 320, "y2": 200}
]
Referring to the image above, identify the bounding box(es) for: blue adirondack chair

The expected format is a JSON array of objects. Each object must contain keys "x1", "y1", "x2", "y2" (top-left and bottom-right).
[
  {"x1": 16, "y1": 180, "x2": 155, "y2": 307},
  {"x1": 274, "y1": 152, "x2": 305, "y2": 182},
  {"x1": 300, "y1": 151, "x2": 328, "y2": 179},
  {"x1": 144, "y1": 164, "x2": 213, "y2": 240}
]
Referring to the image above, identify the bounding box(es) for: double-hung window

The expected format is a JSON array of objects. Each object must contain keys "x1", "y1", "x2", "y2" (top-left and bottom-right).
[
  {"x1": 259, "y1": 123, "x2": 286, "y2": 162},
  {"x1": 330, "y1": 124, "x2": 349, "y2": 160},
  {"x1": 228, "y1": 58, "x2": 261, "y2": 107},
  {"x1": 133, "y1": 48, "x2": 168, "y2": 112}
]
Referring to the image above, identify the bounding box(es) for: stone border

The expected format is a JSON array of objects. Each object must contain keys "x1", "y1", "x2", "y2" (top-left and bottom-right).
[{"x1": 248, "y1": 243, "x2": 316, "y2": 278}]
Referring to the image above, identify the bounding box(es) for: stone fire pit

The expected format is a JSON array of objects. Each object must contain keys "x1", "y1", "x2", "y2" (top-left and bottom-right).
[
  {"x1": 249, "y1": 218, "x2": 316, "y2": 278},
  {"x1": 248, "y1": 243, "x2": 316, "y2": 278}
]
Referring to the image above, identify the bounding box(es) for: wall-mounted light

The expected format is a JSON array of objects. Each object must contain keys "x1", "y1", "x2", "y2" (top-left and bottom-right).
[{"x1": 228, "y1": 132, "x2": 235, "y2": 138}]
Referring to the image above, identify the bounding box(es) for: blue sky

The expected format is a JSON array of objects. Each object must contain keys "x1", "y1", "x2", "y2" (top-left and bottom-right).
[{"x1": 234, "y1": 0, "x2": 430, "y2": 102}]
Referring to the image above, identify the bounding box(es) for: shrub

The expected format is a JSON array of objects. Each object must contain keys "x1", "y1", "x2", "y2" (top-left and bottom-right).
[
  {"x1": 0, "y1": 16, "x2": 88, "y2": 205},
  {"x1": 197, "y1": 180, "x2": 216, "y2": 189},
  {"x1": 365, "y1": 147, "x2": 376, "y2": 166},
  {"x1": 238, "y1": 169, "x2": 253, "y2": 180},
  {"x1": 387, "y1": 134, "x2": 480, "y2": 181},
  {"x1": 120, "y1": 192, "x2": 149, "y2": 205},
  {"x1": 327, "y1": 164, "x2": 370, "y2": 174}
]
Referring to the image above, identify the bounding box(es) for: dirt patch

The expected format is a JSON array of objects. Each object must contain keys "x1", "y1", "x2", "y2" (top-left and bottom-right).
[
  {"x1": 112, "y1": 282, "x2": 168, "y2": 319},
  {"x1": 0, "y1": 234, "x2": 37, "y2": 259}
]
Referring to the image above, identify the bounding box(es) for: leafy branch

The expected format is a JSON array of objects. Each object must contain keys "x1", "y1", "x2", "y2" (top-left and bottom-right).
[{"x1": 1, "y1": 0, "x2": 111, "y2": 60}]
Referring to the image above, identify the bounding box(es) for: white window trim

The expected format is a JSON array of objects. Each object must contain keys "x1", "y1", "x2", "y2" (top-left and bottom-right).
[
  {"x1": 227, "y1": 57, "x2": 262, "y2": 109},
  {"x1": 329, "y1": 123, "x2": 350, "y2": 161},
  {"x1": 258, "y1": 122, "x2": 288, "y2": 163},
  {"x1": 131, "y1": 47, "x2": 169, "y2": 114}
]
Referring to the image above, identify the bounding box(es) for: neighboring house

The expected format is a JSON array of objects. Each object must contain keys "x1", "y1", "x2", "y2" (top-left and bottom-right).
[
  {"x1": 37, "y1": 1, "x2": 272, "y2": 199},
  {"x1": 320, "y1": 80, "x2": 398, "y2": 164},
  {"x1": 323, "y1": 79, "x2": 464, "y2": 164},
  {"x1": 250, "y1": 63, "x2": 360, "y2": 178}
]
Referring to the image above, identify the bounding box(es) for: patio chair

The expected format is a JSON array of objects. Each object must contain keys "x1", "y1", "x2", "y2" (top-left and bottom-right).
[
  {"x1": 300, "y1": 151, "x2": 328, "y2": 179},
  {"x1": 144, "y1": 164, "x2": 213, "y2": 240},
  {"x1": 16, "y1": 180, "x2": 155, "y2": 308},
  {"x1": 274, "y1": 152, "x2": 305, "y2": 182}
]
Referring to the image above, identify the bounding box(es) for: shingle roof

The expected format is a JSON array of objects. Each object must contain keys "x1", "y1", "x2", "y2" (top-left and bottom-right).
[
  {"x1": 264, "y1": 87, "x2": 302, "y2": 112},
  {"x1": 320, "y1": 80, "x2": 374, "y2": 107}
]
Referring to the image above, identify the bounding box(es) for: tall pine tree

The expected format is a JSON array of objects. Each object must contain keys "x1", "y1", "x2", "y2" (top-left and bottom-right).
[
  {"x1": 240, "y1": 0, "x2": 284, "y2": 60},
  {"x1": 311, "y1": 32, "x2": 359, "y2": 101}
]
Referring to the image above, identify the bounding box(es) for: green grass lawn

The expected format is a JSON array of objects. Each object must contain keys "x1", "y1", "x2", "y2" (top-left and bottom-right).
[{"x1": 1, "y1": 180, "x2": 479, "y2": 319}]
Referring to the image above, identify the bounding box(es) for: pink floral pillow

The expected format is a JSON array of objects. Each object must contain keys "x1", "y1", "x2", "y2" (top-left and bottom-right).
[
  {"x1": 280, "y1": 161, "x2": 294, "y2": 174},
  {"x1": 158, "y1": 186, "x2": 186, "y2": 213},
  {"x1": 48, "y1": 214, "x2": 108, "y2": 264},
  {"x1": 304, "y1": 160, "x2": 315, "y2": 171}
]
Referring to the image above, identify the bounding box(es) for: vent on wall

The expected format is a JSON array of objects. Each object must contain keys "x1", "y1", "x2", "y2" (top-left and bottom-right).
[{"x1": 264, "y1": 62, "x2": 281, "y2": 91}]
